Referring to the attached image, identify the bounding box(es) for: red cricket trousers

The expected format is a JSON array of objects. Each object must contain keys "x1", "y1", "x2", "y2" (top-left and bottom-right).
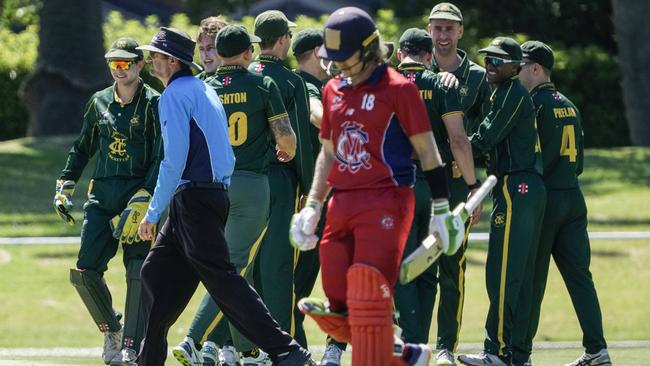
[{"x1": 319, "y1": 186, "x2": 415, "y2": 312}]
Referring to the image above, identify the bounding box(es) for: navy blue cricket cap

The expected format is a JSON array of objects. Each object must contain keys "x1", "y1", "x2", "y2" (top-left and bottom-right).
[
  {"x1": 317, "y1": 7, "x2": 378, "y2": 62},
  {"x1": 137, "y1": 27, "x2": 203, "y2": 71}
]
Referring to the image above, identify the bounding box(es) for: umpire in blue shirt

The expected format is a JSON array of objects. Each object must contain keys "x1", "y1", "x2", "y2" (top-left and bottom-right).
[{"x1": 135, "y1": 27, "x2": 313, "y2": 366}]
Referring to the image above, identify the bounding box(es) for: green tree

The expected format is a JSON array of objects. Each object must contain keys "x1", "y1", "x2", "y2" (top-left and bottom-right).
[{"x1": 21, "y1": 0, "x2": 109, "y2": 136}]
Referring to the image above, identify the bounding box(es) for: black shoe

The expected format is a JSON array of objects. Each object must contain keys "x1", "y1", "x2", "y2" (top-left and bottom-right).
[{"x1": 276, "y1": 347, "x2": 316, "y2": 366}]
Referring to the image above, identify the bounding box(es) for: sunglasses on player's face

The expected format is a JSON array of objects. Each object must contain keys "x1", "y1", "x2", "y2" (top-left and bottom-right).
[
  {"x1": 108, "y1": 60, "x2": 135, "y2": 71},
  {"x1": 484, "y1": 55, "x2": 516, "y2": 68}
]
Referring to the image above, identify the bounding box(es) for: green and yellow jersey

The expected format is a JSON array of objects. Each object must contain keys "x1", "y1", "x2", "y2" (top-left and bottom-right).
[
  {"x1": 432, "y1": 49, "x2": 492, "y2": 135},
  {"x1": 397, "y1": 62, "x2": 463, "y2": 164},
  {"x1": 470, "y1": 76, "x2": 543, "y2": 178},
  {"x1": 249, "y1": 55, "x2": 314, "y2": 193},
  {"x1": 531, "y1": 82, "x2": 583, "y2": 189},
  {"x1": 60, "y1": 80, "x2": 162, "y2": 193},
  {"x1": 207, "y1": 65, "x2": 288, "y2": 174}
]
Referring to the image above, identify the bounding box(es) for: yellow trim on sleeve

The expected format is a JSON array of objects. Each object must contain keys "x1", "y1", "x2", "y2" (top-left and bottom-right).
[
  {"x1": 441, "y1": 111, "x2": 464, "y2": 119},
  {"x1": 268, "y1": 112, "x2": 289, "y2": 123}
]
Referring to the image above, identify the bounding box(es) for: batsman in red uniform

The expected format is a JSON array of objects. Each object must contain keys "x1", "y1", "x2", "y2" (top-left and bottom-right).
[{"x1": 290, "y1": 7, "x2": 465, "y2": 366}]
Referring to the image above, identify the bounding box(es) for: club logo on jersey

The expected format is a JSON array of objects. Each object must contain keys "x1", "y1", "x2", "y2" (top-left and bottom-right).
[
  {"x1": 98, "y1": 111, "x2": 112, "y2": 125},
  {"x1": 223, "y1": 75, "x2": 232, "y2": 85},
  {"x1": 380, "y1": 214, "x2": 395, "y2": 230},
  {"x1": 254, "y1": 64, "x2": 265, "y2": 73},
  {"x1": 335, "y1": 121, "x2": 372, "y2": 173},
  {"x1": 493, "y1": 212, "x2": 506, "y2": 228},
  {"x1": 345, "y1": 108, "x2": 355, "y2": 116},
  {"x1": 407, "y1": 72, "x2": 416, "y2": 83},
  {"x1": 330, "y1": 95, "x2": 343, "y2": 111},
  {"x1": 108, "y1": 131, "x2": 130, "y2": 162},
  {"x1": 123, "y1": 337, "x2": 134, "y2": 348},
  {"x1": 380, "y1": 283, "x2": 391, "y2": 299},
  {"x1": 459, "y1": 85, "x2": 469, "y2": 97},
  {"x1": 130, "y1": 115, "x2": 140, "y2": 126},
  {"x1": 517, "y1": 182, "x2": 529, "y2": 195},
  {"x1": 552, "y1": 90, "x2": 562, "y2": 101}
]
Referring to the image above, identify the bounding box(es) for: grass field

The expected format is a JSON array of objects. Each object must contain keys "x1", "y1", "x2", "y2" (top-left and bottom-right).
[
  {"x1": 1, "y1": 239, "x2": 649, "y2": 364},
  {"x1": 0, "y1": 137, "x2": 649, "y2": 236},
  {"x1": 1, "y1": 136, "x2": 649, "y2": 365}
]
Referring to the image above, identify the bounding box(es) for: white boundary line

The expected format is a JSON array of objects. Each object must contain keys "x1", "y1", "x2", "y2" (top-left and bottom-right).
[
  {"x1": 1, "y1": 232, "x2": 649, "y2": 245},
  {"x1": 1, "y1": 341, "x2": 649, "y2": 357}
]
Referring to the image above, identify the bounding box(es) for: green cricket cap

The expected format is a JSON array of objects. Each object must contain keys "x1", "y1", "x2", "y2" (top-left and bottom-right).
[
  {"x1": 399, "y1": 28, "x2": 433, "y2": 53},
  {"x1": 478, "y1": 36, "x2": 522, "y2": 61},
  {"x1": 292, "y1": 28, "x2": 323, "y2": 56},
  {"x1": 104, "y1": 37, "x2": 143, "y2": 60},
  {"x1": 521, "y1": 40, "x2": 554, "y2": 70},
  {"x1": 428, "y1": 3, "x2": 463, "y2": 23},
  {"x1": 254, "y1": 10, "x2": 297, "y2": 39},
  {"x1": 216, "y1": 25, "x2": 261, "y2": 58}
]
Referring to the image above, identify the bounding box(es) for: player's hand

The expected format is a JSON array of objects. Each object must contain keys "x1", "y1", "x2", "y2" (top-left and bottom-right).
[
  {"x1": 290, "y1": 198, "x2": 322, "y2": 251},
  {"x1": 468, "y1": 188, "x2": 482, "y2": 225},
  {"x1": 53, "y1": 179, "x2": 76, "y2": 225},
  {"x1": 276, "y1": 144, "x2": 295, "y2": 162},
  {"x1": 429, "y1": 200, "x2": 465, "y2": 255},
  {"x1": 114, "y1": 189, "x2": 153, "y2": 244},
  {"x1": 138, "y1": 218, "x2": 157, "y2": 242},
  {"x1": 438, "y1": 71, "x2": 459, "y2": 89}
]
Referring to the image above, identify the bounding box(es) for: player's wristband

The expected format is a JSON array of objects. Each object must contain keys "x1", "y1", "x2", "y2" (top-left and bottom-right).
[
  {"x1": 423, "y1": 165, "x2": 449, "y2": 200},
  {"x1": 468, "y1": 179, "x2": 481, "y2": 190}
]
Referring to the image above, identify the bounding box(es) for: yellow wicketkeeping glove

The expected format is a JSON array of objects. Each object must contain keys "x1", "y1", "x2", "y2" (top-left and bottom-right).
[
  {"x1": 111, "y1": 189, "x2": 153, "y2": 245},
  {"x1": 53, "y1": 180, "x2": 76, "y2": 225}
]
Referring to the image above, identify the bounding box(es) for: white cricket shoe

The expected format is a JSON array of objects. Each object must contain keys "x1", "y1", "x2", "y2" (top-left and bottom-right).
[
  {"x1": 109, "y1": 348, "x2": 138, "y2": 366},
  {"x1": 457, "y1": 351, "x2": 510, "y2": 366},
  {"x1": 172, "y1": 337, "x2": 204, "y2": 366},
  {"x1": 436, "y1": 349, "x2": 457, "y2": 365},
  {"x1": 320, "y1": 344, "x2": 343, "y2": 366},
  {"x1": 102, "y1": 327, "x2": 123, "y2": 365},
  {"x1": 565, "y1": 349, "x2": 611, "y2": 366},
  {"x1": 241, "y1": 350, "x2": 272, "y2": 366},
  {"x1": 523, "y1": 356, "x2": 532, "y2": 366},
  {"x1": 201, "y1": 341, "x2": 219, "y2": 366},
  {"x1": 220, "y1": 345, "x2": 241, "y2": 366}
]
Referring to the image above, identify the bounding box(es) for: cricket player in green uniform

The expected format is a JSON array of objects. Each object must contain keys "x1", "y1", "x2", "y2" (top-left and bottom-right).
[
  {"x1": 393, "y1": 26, "x2": 480, "y2": 352},
  {"x1": 250, "y1": 10, "x2": 315, "y2": 345},
  {"x1": 54, "y1": 38, "x2": 161, "y2": 366},
  {"x1": 171, "y1": 25, "x2": 298, "y2": 366},
  {"x1": 196, "y1": 16, "x2": 228, "y2": 84},
  {"x1": 512, "y1": 41, "x2": 610, "y2": 366},
  {"x1": 427, "y1": 5, "x2": 492, "y2": 364},
  {"x1": 458, "y1": 37, "x2": 546, "y2": 366}
]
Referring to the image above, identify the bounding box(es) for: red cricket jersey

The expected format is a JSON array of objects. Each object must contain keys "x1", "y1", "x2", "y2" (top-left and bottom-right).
[{"x1": 320, "y1": 65, "x2": 432, "y2": 190}]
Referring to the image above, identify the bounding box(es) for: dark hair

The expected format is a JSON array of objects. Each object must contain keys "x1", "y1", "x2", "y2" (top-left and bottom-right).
[
  {"x1": 296, "y1": 49, "x2": 314, "y2": 63},
  {"x1": 399, "y1": 45, "x2": 429, "y2": 61},
  {"x1": 363, "y1": 36, "x2": 389, "y2": 64},
  {"x1": 260, "y1": 36, "x2": 282, "y2": 50}
]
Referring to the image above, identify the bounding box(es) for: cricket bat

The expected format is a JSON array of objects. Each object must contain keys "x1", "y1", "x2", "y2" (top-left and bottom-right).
[{"x1": 399, "y1": 175, "x2": 498, "y2": 284}]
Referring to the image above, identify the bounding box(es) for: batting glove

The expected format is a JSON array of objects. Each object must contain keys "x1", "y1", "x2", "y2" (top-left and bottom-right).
[
  {"x1": 112, "y1": 189, "x2": 153, "y2": 245},
  {"x1": 53, "y1": 180, "x2": 76, "y2": 225},
  {"x1": 289, "y1": 198, "x2": 322, "y2": 251},
  {"x1": 429, "y1": 200, "x2": 465, "y2": 255}
]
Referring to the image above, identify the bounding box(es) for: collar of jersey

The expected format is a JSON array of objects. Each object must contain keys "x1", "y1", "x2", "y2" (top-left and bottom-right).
[
  {"x1": 398, "y1": 62, "x2": 426, "y2": 71},
  {"x1": 112, "y1": 79, "x2": 144, "y2": 106},
  {"x1": 168, "y1": 69, "x2": 194, "y2": 85},
  {"x1": 432, "y1": 49, "x2": 470, "y2": 79},
  {"x1": 530, "y1": 82, "x2": 556, "y2": 96},
  {"x1": 258, "y1": 54, "x2": 283, "y2": 63},
  {"x1": 297, "y1": 70, "x2": 323, "y2": 89},
  {"x1": 337, "y1": 63, "x2": 388, "y2": 90},
  {"x1": 217, "y1": 65, "x2": 247, "y2": 74}
]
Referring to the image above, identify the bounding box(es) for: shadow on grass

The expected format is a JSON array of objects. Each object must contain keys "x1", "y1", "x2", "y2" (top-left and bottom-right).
[
  {"x1": 580, "y1": 148, "x2": 650, "y2": 194},
  {"x1": 33, "y1": 250, "x2": 78, "y2": 259}
]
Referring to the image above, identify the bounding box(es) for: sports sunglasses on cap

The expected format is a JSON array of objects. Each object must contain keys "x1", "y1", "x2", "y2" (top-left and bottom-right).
[
  {"x1": 484, "y1": 55, "x2": 518, "y2": 68},
  {"x1": 108, "y1": 60, "x2": 135, "y2": 71}
]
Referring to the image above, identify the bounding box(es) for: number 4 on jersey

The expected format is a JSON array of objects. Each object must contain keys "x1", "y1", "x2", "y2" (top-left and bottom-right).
[{"x1": 560, "y1": 124, "x2": 577, "y2": 162}]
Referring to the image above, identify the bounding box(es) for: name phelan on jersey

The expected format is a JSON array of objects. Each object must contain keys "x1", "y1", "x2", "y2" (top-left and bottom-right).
[
  {"x1": 219, "y1": 92, "x2": 247, "y2": 105},
  {"x1": 553, "y1": 107, "x2": 577, "y2": 119},
  {"x1": 419, "y1": 89, "x2": 433, "y2": 100}
]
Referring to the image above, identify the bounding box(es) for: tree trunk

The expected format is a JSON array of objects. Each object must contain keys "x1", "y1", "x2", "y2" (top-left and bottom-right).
[
  {"x1": 612, "y1": 0, "x2": 650, "y2": 146},
  {"x1": 21, "y1": 0, "x2": 110, "y2": 136}
]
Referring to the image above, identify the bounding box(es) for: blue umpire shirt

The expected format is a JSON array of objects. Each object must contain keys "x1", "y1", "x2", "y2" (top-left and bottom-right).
[{"x1": 145, "y1": 69, "x2": 235, "y2": 224}]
